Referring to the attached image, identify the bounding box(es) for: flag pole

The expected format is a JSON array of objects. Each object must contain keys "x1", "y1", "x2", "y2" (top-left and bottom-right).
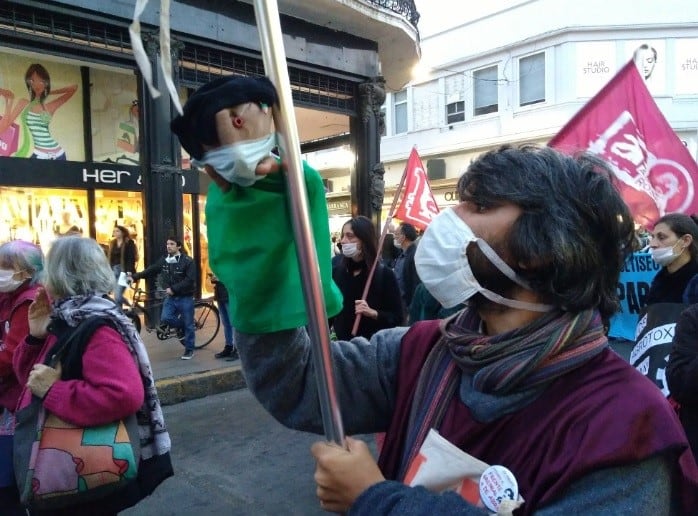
[
  {"x1": 253, "y1": 0, "x2": 345, "y2": 446},
  {"x1": 351, "y1": 147, "x2": 413, "y2": 336}
]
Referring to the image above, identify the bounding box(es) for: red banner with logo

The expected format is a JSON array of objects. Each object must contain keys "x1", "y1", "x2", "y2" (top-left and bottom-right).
[
  {"x1": 394, "y1": 147, "x2": 440, "y2": 230},
  {"x1": 549, "y1": 60, "x2": 698, "y2": 227}
]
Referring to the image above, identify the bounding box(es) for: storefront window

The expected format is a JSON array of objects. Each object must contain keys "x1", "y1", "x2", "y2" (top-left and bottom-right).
[
  {"x1": 94, "y1": 189, "x2": 144, "y2": 268},
  {"x1": 90, "y1": 68, "x2": 140, "y2": 164},
  {"x1": 0, "y1": 49, "x2": 84, "y2": 161},
  {"x1": 197, "y1": 194, "x2": 213, "y2": 297},
  {"x1": 0, "y1": 187, "x2": 87, "y2": 249}
]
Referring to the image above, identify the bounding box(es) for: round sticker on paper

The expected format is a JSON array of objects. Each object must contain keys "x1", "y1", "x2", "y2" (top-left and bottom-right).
[{"x1": 479, "y1": 465, "x2": 518, "y2": 513}]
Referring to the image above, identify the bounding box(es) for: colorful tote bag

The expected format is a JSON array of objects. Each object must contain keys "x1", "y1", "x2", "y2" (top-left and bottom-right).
[{"x1": 14, "y1": 398, "x2": 140, "y2": 510}]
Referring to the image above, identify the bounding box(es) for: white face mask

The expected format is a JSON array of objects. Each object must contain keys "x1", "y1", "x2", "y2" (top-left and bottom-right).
[
  {"x1": 415, "y1": 208, "x2": 554, "y2": 311},
  {"x1": 393, "y1": 237, "x2": 402, "y2": 249},
  {"x1": 342, "y1": 242, "x2": 360, "y2": 258},
  {"x1": 651, "y1": 241, "x2": 683, "y2": 266},
  {"x1": 192, "y1": 133, "x2": 277, "y2": 187},
  {"x1": 0, "y1": 269, "x2": 25, "y2": 293}
]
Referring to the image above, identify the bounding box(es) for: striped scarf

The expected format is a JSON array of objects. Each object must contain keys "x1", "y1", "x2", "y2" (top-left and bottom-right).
[{"x1": 398, "y1": 307, "x2": 607, "y2": 479}]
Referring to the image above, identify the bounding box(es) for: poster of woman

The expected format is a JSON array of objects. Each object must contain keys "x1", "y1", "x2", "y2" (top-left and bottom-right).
[{"x1": 0, "y1": 52, "x2": 83, "y2": 160}]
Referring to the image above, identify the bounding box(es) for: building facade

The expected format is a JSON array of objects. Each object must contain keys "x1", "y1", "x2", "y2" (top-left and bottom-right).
[
  {"x1": 0, "y1": 0, "x2": 419, "y2": 296},
  {"x1": 360, "y1": 0, "x2": 698, "y2": 223}
]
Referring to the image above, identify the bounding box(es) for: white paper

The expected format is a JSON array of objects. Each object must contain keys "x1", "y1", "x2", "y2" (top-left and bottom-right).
[
  {"x1": 118, "y1": 272, "x2": 130, "y2": 287},
  {"x1": 405, "y1": 429, "x2": 524, "y2": 515}
]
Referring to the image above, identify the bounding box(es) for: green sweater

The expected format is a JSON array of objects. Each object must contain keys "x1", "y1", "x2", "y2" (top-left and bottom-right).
[{"x1": 206, "y1": 161, "x2": 342, "y2": 333}]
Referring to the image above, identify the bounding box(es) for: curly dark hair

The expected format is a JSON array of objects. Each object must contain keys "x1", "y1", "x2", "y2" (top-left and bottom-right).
[{"x1": 457, "y1": 144, "x2": 634, "y2": 321}]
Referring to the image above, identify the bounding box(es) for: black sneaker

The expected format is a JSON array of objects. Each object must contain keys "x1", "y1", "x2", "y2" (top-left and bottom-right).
[
  {"x1": 180, "y1": 350, "x2": 194, "y2": 360},
  {"x1": 215, "y1": 347, "x2": 234, "y2": 359},
  {"x1": 224, "y1": 349, "x2": 240, "y2": 362}
]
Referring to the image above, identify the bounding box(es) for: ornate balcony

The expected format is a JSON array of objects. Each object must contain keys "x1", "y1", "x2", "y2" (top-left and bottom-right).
[{"x1": 264, "y1": 0, "x2": 421, "y2": 90}]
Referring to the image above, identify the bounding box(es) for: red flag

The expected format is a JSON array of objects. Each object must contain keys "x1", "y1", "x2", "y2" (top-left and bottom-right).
[
  {"x1": 550, "y1": 60, "x2": 698, "y2": 227},
  {"x1": 394, "y1": 147, "x2": 440, "y2": 230}
]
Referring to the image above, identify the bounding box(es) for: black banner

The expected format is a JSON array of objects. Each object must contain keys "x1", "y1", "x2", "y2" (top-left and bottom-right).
[
  {"x1": 631, "y1": 302, "x2": 688, "y2": 396},
  {"x1": 0, "y1": 157, "x2": 202, "y2": 193}
]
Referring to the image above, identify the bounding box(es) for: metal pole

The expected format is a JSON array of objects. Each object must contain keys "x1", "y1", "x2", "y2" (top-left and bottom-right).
[{"x1": 252, "y1": 0, "x2": 345, "y2": 446}]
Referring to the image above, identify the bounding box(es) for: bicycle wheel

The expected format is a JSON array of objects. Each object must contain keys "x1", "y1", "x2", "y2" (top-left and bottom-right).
[{"x1": 193, "y1": 301, "x2": 220, "y2": 349}]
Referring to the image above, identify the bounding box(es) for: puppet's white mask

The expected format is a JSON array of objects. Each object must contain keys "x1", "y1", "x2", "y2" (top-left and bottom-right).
[{"x1": 193, "y1": 133, "x2": 277, "y2": 187}]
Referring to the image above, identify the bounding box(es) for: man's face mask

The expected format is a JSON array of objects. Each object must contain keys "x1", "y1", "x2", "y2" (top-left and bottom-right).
[
  {"x1": 193, "y1": 133, "x2": 277, "y2": 187},
  {"x1": 415, "y1": 207, "x2": 554, "y2": 312}
]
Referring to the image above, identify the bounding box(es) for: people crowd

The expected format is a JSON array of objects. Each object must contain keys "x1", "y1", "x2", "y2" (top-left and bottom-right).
[{"x1": 2, "y1": 70, "x2": 698, "y2": 515}]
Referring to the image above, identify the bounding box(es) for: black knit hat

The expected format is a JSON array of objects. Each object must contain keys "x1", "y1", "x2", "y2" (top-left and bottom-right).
[{"x1": 171, "y1": 75, "x2": 278, "y2": 160}]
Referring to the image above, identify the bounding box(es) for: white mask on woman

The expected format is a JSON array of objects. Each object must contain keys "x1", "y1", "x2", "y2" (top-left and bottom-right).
[
  {"x1": 650, "y1": 241, "x2": 683, "y2": 266},
  {"x1": 415, "y1": 208, "x2": 554, "y2": 311},
  {"x1": 0, "y1": 269, "x2": 25, "y2": 293},
  {"x1": 192, "y1": 133, "x2": 277, "y2": 187},
  {"x1": 342, "y1": 242, "x2": 360, "y2": 258}
]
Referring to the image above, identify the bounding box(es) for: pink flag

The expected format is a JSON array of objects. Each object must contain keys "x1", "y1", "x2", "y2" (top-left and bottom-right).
[
  {"x1": 550, "y1": 60, "x2": 698, "y2": 227},
  {"x1": 394, "y1": 147, "x2": 440, "y2": 230}
]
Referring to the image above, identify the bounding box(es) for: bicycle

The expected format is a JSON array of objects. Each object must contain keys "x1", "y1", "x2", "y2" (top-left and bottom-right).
[{"x1": 123, "y1": 283, "x2": 221, "y2": 349}]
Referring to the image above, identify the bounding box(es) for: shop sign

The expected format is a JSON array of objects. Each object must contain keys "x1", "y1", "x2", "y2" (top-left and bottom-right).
[
  {"x1": 0, "y1": 158, "x2": 200, "y2": 193},
  {"x1": 82, "y1": 167, "x2": 135, "y2": 186},
  {"x1": 327, "y1": 199, "x2": 351, "y2": 215}
]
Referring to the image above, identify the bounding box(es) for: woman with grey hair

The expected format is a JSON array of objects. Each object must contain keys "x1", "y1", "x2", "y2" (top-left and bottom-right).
[
  {"x1": 0, "y1": 240, "x2": 44, "y2": 516},
  {"x1": 13, "y1": 237, "x2": 173, "y2": 515}
]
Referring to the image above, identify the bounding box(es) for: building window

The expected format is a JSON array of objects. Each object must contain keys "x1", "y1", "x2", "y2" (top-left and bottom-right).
[
  {"x1": 379, "y1": 105, "x2": 386, "y2": 136},
  {"x1": 473, "y1": 65, "x2": 498, "y2": 116},
  {"x1": 519, "y1": 52, "x2": 546, "y2": 106},
  {"x1": 393, "y1": 89, "x2": 407, "y2": 134},
  {"x1": 446, "y1": 101, "x2": 465, "y2": 124}
]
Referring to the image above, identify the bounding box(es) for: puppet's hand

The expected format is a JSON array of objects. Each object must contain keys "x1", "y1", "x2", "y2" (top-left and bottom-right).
[
  {"x1": 204, "y1": 164, "x2": 232, "y2": 193},
  {"x1": 255, "y1": 156, "x2": 282, "y2": 176}
]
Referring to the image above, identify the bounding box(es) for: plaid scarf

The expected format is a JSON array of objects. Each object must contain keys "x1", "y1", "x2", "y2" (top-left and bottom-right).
[
  {"x1": 52, "y1": 294, "x2": 171, "y2": 461},
  {"x1": 398, "y1": 307, "x2": 607, "y2": 479}
]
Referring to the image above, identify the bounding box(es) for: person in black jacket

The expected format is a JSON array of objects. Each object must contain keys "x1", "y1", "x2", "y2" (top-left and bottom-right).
[
  {"x1": 210, "y1": 272, "x2": 238, "y2": 361},
  {"x1": 107, "y1": 225, "x2": 138, "y2": 307},
  {"x1": 667, "y1": 303, "x2": 698, "y2": 463},
  {"x1": 646, "y1": 213, "x2": 698, "y2": 305},
  {"x1": 331, "y1": 216, "x2": 403, "y2": 340},
  {"x1": 391, "y1": 222, "x2": 420, "y2": 312},
  {"x1": 129, "y1": 237, "x2": 197, "y2": 360}
]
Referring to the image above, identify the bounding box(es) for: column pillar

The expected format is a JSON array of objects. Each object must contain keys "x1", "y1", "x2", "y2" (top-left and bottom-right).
[
  {"x1": 138, "y1": 32, "x2": 184, "y2": 325},
  {"x1": 350, "y1": 77, "x2": 386, "y2": 229}
]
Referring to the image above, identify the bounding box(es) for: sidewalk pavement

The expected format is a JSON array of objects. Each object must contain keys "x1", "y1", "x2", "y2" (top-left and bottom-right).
[{"x1": 142, "y1": 328, "x2": 246, "y2": 406}]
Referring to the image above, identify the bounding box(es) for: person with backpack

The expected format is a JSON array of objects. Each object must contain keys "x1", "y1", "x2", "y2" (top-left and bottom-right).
[
  {"x1": 0, "y1": 240, "x2": 44, "y2": 516},
  {"x1": 13, "y1": 236, "x2": 172, "y2": 515}
]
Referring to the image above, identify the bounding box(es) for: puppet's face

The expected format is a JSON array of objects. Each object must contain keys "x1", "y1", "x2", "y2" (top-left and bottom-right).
[
  {"x1": 199, "y1": 101, "x2": 277, "y2": 191},
  {"x1": 207, "y1": 102, "x2": 273, "y2": 149}
]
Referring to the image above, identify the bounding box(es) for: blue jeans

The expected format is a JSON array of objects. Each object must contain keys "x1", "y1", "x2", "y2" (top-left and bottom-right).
[
  {"x1": 218, "y1": 299, "x2": 234, "y2": 347},
  {"x1": 112, "y1": 265, "x2": 126, "y2": 306},
  {"x1": 160, "y1": 295, "x2": 195, "y2": 352}
]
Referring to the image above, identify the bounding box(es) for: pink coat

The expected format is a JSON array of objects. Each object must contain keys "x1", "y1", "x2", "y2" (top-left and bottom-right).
[{"x1": 13, "y1": 326, "x2": 144, "y2": 425}]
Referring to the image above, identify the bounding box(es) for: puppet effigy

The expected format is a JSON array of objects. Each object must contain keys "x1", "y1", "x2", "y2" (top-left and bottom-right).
[{"x1": 171, "y1": 76, "x2": 342, "y2": 332}]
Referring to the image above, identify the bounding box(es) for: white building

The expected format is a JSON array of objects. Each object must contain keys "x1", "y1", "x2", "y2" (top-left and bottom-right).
[{"x1": 342, "y1": 0, "x2": 698, "y2": 218}]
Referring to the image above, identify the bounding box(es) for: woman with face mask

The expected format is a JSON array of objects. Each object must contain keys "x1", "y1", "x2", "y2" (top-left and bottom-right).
[
  {"x1": 646, "y1": 213, "x2": 698, "y2": 305},
  {"x1": 0, "y1": 240, "x2": 44, "y2": 515},
  {"x1": 330, "y1": 216, "x2": 404, "y2": 341}
]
